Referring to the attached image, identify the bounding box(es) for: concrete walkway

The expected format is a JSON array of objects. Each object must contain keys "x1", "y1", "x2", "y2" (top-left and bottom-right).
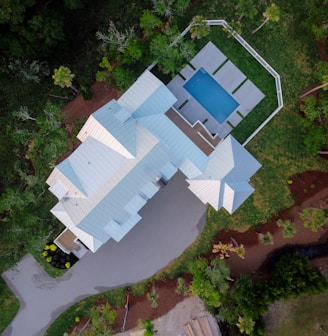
[{"x1": 2, "y1": 172, "x2": 206, "y2": 336}]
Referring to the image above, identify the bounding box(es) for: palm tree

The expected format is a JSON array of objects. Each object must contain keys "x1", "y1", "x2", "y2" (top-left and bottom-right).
[
  {"x1": 212, "y1": 241, "x2": 234, "y2": 259},
  {"x1": 234, "y1": 245, "x2": 246, "y2": 259},
  {"x1": 276, "y1": 219, "x2": 298, "y2": 238},
  {"x1": 301, "y1": 208, "x2": 328, "y2": 232},
  {"x1": 299, "y1": 75, "x2": 328, "y2": 99},
  {"x1": 237, "y1": 0, "x2": 258, "y2": 23},
  {"x1": 52, "y1": 66, "x2": 79, "y2": 94},
  {"x1": 252, "y1": 3, "x2": 280, "y2": 34},
  {"x1": 189, "y1": 16, "x2": 210, "y2": 39}
]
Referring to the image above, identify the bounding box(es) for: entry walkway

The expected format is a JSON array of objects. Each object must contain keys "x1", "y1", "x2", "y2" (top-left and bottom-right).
[{"x1": 2, "y1": 172, "x2": 206, "y2": 336}]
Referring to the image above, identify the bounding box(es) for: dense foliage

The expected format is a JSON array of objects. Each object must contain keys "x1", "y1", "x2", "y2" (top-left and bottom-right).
[
  {"x1": 218, "y1": 253, "x2": 328, "y2": 335},
  {"x1": 189, "y1": 257, "x2": 230, "y2": 308}
]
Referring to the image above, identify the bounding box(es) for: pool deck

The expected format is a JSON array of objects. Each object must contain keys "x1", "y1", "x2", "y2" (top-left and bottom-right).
[
  {"x1": 233, "y1": 80, "x2": 265, "y2": 117},
  {"x1": 213, "y1": 60, "x2": 246, "y2": 93},
  {"x1": 190, "y1": 41, "x2": 227, "y2": 74},
  {"x1": 166, "y1": 41, "x2": 265, "y2": 140}
]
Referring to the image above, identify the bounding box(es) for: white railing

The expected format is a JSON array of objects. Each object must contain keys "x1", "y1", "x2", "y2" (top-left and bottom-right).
[
  {"x1": 204, "y1": 20, "x2": 283, "y2": 146},
  {"x1": 150, "y1": 19, "x2": 283, "y2": 146}
]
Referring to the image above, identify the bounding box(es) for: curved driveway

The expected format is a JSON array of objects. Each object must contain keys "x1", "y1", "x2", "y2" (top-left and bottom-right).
[{"x1": 2, "y1": 172, "x2": 206, "y2": 336}]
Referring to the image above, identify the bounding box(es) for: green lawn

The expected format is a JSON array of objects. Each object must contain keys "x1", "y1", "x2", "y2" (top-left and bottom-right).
[
  {"x1": 0, "y1": 278, "x2": 20, "y2": 334},
  {"x1": 265, "y1": 290, "x2": 328, "y2": 336}
]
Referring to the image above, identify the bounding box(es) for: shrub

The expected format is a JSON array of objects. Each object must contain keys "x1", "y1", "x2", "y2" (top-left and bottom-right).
[
  {"x1": 142, "y1": 319, "x2": 157, "y2": 336},
  {"x1": 258, "y1": 232, "x2": 274, "y2": 245},
  {"x1": 50, "y1": 244, "x2": 57, "y2": 251},
  {"x1": 276, "y1": 219, "x2": 298, "y2": 238},
  {"x1": 189, "y1": 257, "x2": 230, "y2": 309},
  {"x1": 301, "y1": 208, "x2": 328, "y2": 232},
  {"x1": 175, "y1": 277, "x2": 189, "y2": 296},
  {"x1": 147, "y1": 292, "x2": 159, "y2": 308},
  {"x1": 269, "y1": 253, "x2": 328, "y2": 299}
]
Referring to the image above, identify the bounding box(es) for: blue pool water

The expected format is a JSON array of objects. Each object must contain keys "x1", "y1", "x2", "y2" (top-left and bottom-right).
[{"x1": 183, "y1": 68, "x2": 239, "y2": 124}]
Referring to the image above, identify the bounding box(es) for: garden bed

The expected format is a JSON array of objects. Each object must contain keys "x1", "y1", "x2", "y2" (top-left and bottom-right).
[
  {"x1": 42, "y1": 242, "x2": 78, "y2": 270},
  {"x1": 65, "y1": 171, "x2": 328, "y2": 335}
]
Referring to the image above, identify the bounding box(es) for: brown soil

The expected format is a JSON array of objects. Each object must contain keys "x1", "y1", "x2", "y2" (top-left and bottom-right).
[
  {"x1": 64, "y1": 83, "x2": 328, "y2": 335},
  {"x1": 63, "y1": 81, "x2": 122, "y2": 124},
  {"x1": 315, "y1": 39, "x2": 328, "y2": 62}
]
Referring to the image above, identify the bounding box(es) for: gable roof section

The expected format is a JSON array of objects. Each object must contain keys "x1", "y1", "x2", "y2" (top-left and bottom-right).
[
  {"x1": 48, "y1": 137, "x2": 127, "y2": 199},
  {"x1": 51, "y1": 202, "x2": 102, "y2": 252},
  {"x1": 56, "y1": 123, "x2": 160, "y2": 226},
  {"x1": 187, "y1": 135, "x2": 261, "y2": 213},
  {"x1": 118, "y1": 70, "x2": 167, "y2": 112},
  {"x1": 132, "y1": 84, "x2": 177, "y2": 118},
  {"x1": 77, "y1": 100, "x2": 137, "y2": 158},
  {"x1": 48, "y1": 179, "x2": 69, "y2": 200},
  {"x1": 222, "y1": 136, "x2": 262, "y2": 182},
  {"x1": 222, "y1": 181, "x2": 254, "y2": 214},
  {"x1": 47, "y1": 161, "x2": 88, "y2": 199}
]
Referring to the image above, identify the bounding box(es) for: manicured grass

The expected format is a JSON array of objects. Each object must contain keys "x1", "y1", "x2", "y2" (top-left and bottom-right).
[
  {"x1": 0, "y1": 278, "x2": 20, "y2": 334},
  {"x1": 265, "y1": 290, "x2": 328, "y2": 336}
]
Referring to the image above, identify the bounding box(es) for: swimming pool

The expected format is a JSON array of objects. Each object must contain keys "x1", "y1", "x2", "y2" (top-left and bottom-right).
[{"x1": 183, "y1": 68, "x2": 239, "y2": 124}]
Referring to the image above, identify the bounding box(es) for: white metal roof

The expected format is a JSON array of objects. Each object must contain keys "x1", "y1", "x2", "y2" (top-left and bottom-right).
[
  {"x1": 187, "y1": 135, "x2": 261, "y2": 213},
  {"x1": 222, "y1": 181, "x2": 254, "y2": 214},
  {"x1": 118, "y1": 70, "x2": 164, "y2": 112},
  {"x1": 51, "y1": 203, "x2": 101, "y2": 252},
  {"x1": 48, "y1": 180, "x2": 68, "y2": 200},
  {"x1": 136, "y1": 114, "x2": 209, "y2": 176},
  {"x1": 77, "y1": 100, "x2": 136, "y2": 158},
  {"x1": 48, "y1": 69, "x2": 262, "y2": 252}
]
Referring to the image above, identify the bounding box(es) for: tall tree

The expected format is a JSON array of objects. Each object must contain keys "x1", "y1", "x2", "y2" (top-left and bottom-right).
[
  {"x1": 252, "y1": 3, "x2": 280, "y2": 34},
  {"x1": 0, "y1": 0, "x2": 35, "y2": 24},
  {"x1": 300, "y1": 61, "x2": 328, "y2": 99},
  {"x1": 237, "y1": 0, "x2": 258, "y2": 23},
  {"x1": 140, "y1": 10, "x2": 162, "y2": 37},
  {"x1": 52, "y1": 66, "x2": 79, "y2": 94},
  {"x1": 302, "y1": 0, "x2": 328, "y2": 40},
  {"x1": 96, "y1": 20, "x2": 136, "y2": 54}
]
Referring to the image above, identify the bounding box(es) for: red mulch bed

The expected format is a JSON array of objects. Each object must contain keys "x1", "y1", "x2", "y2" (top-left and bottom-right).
[
  {"x1": 113, "y1": 275, "x2": 192, "y2": 333},
  {"x1": 69, "y1": 171, "x2": 328, "y2": 335}
]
